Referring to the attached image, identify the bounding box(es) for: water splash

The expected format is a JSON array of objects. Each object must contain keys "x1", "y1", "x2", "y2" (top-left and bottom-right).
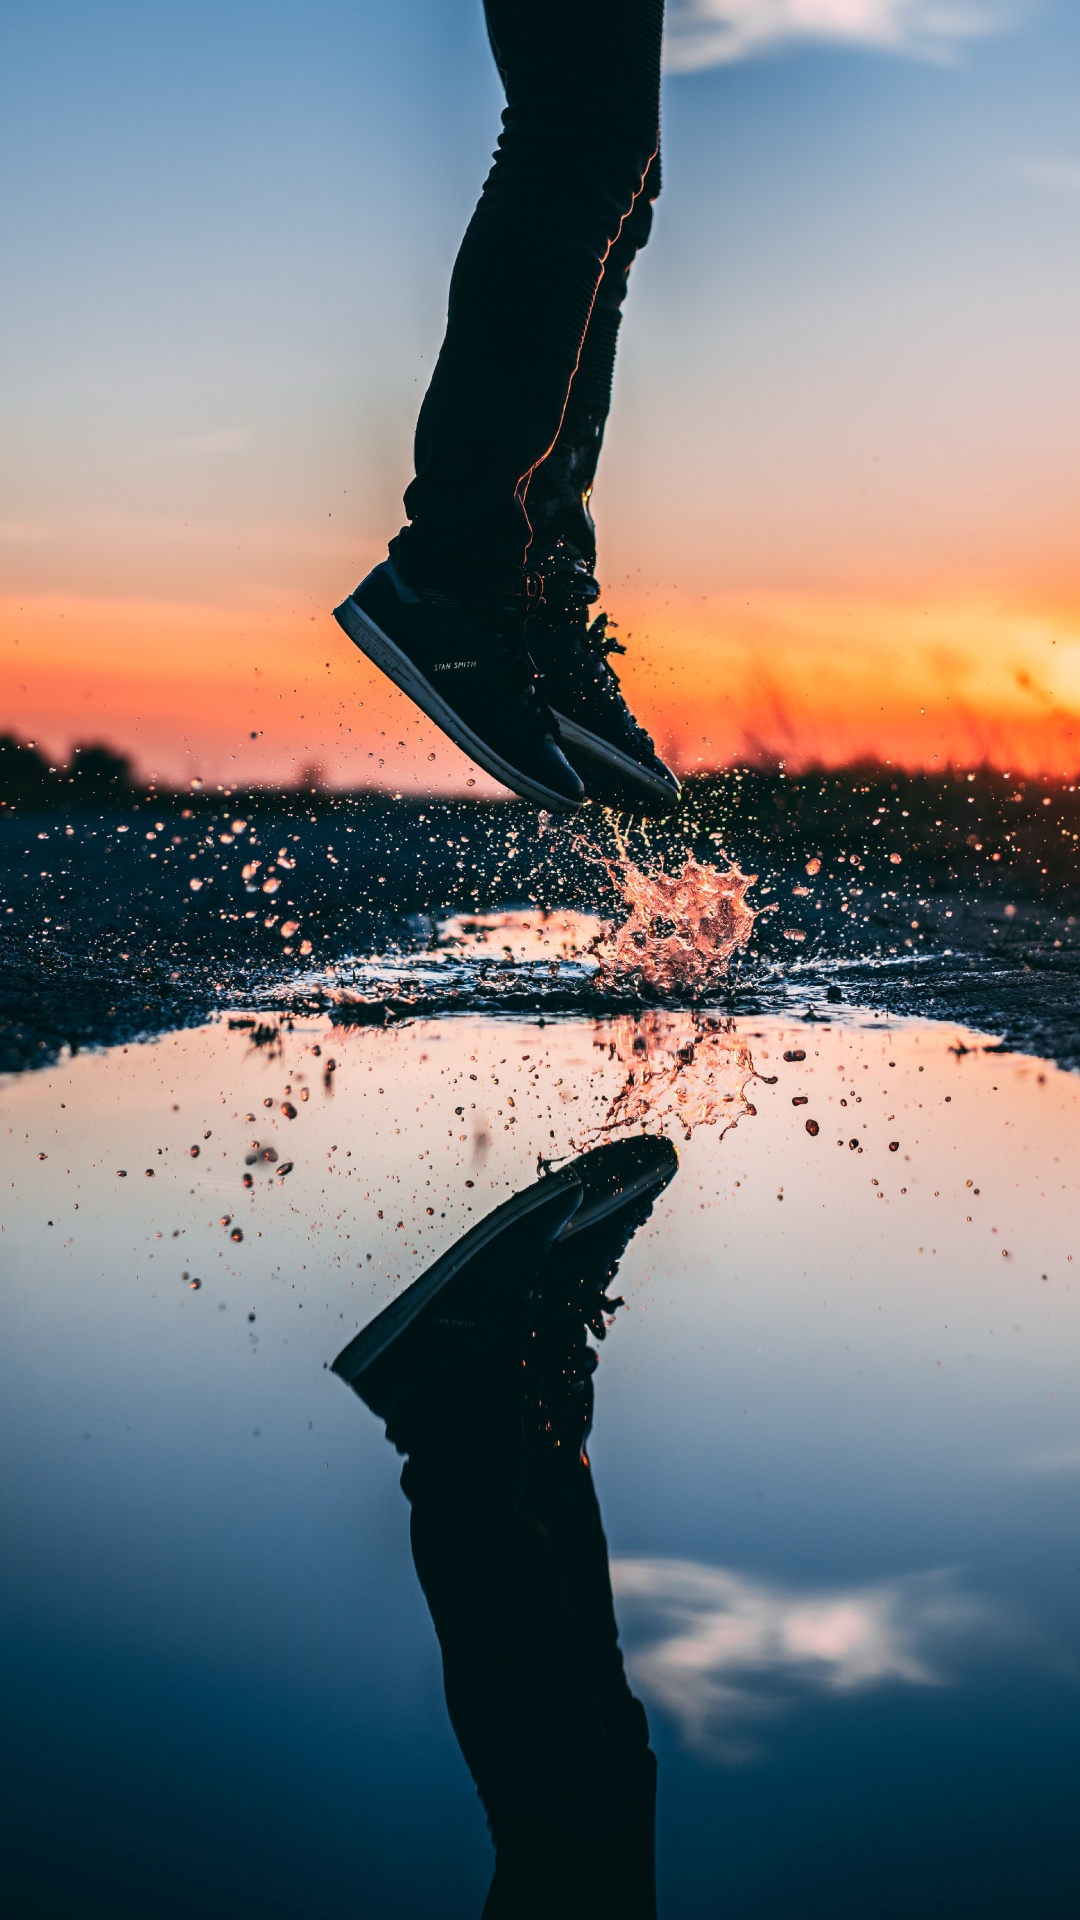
[
  {"x1": 595, "y1": 1012, "x2": 758, "y2": 1142},
  {"x1": 590, "y1": 850, "x2": 757, "y2": 997},
  {"x1": 309, "y1": 846, "x2": 757, "y2": 1022}
]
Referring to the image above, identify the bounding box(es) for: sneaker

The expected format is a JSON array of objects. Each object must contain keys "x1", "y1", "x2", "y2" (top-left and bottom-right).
[
  {"x1": 330, "y1": 1135, "x2": 678, "y2": 1437},
  {"x1": 555, "y1": 1133, "x2": 679, "y2": 1250},
  {"x1": 331, "y1": 1164, "x2": 584, "y2": 1417},
  {"x1": 521, "y1": 1135, "x2": 680, "y2": 1453},
  {"x1": 333, "y1": 560, "x2": 584, "y2": 812},
  {"x1": 528, "y1": 543, "x2": 681, "y2": 817}
]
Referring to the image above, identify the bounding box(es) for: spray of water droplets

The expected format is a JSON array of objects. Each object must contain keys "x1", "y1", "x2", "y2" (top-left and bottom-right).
[
  {"x1": 592, "y1": 1011, "x2": 759, "y2": 1142},
  {"x1": 590, "y1": 848, "x2": 757, "y2": 997}
]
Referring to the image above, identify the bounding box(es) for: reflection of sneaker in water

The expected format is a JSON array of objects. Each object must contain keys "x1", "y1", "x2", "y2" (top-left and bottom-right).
[
  {"x1": 556, "y1": 1133, "x2": 679, "y2": 1250},
  {"x1": 331, "y1": 1163, "x2": 583, "y2": 1418},
  {"x1": 526, "y1": 1135, "x2": 679, "y2": 1454},
  {"x1": 331, "y1": 1135, "x2": 678, "y2": 1449},
  {"x1": 527, "y1": 542, "x2": 681, "y2": 817},
  {"x1": 332, "y1": 559, "x2": 584, "y2": 812}
]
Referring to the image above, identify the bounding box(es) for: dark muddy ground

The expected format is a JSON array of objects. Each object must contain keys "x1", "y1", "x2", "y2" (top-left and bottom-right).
[{"x1": 2, "y1": 765, "x2": 1078, "y2": 1074}]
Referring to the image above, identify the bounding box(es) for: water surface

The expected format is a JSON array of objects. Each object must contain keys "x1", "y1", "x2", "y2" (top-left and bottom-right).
[{"x1": 3, "y1": 1007, "x2": 1078, "y2": 1915}]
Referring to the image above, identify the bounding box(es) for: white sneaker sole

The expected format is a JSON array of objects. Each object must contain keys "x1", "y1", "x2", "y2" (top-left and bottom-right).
[
  {"x1": 334, "y1": 594, "x2": 583, "y2": 813},
  {"x1": 552, "y1": 710, "x2": 681, "y2": 811}
]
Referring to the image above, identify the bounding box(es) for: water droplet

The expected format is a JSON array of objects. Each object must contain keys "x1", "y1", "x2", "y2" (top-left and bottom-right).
[
  {"x1": 189, "y1": 1145, "x2": 200, "y2": 1158},
  {"x1": 805, "y1": 1119, "x2": 820, "y2": 1136},
  {"x1": 889, "y1": 1141, "x2": 900, "y2": 1152}
]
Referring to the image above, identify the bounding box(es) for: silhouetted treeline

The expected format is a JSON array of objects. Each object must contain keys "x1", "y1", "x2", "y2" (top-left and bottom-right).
[
  {"x1": 0, "y1": 736, "x2": 134, "y2": 800},
  {"x1": 2, "y1": 732, "x2": 1078, "y2": 901}
]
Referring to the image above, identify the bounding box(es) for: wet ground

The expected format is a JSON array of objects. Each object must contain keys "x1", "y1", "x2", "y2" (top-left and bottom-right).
[
  {"x1": 2, "y1": 776, "x2": 1079, "y2": 1915},
  {"x1": 3, "y1": 769, "x2": 1080, "y2": 1072}
]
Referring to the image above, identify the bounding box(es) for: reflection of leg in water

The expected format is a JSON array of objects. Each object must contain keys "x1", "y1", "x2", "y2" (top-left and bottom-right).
[{"x1": 333, "y1": 1138, "x2": 677, "y2": 1919}]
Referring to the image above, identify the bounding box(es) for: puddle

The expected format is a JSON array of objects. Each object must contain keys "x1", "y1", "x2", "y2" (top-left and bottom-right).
[{"x1": 3, "y1": 1008, "x2": 1078, "y2": 1915}]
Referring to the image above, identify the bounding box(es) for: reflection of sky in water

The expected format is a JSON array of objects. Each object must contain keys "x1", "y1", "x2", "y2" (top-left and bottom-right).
[{"x1": 2, "y1": 1012, "x2": 1078, "y2": 1914}]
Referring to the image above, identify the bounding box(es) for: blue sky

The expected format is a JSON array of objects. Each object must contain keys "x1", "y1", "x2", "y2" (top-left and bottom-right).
[{"x1": 2, "y1": 0, "x2": 1079, "y2": 778}]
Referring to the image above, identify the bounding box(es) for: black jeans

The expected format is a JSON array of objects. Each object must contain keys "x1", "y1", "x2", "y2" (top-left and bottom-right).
[{"x1": 391, "y1": 0, "x2": 664, "y2": 597}]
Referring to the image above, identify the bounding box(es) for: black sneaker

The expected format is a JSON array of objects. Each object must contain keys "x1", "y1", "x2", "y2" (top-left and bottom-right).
[
  {"x1": 330, "y1": 1164, "x2": 584, "y2": 1418},
  {"x1": 528, "y1": 543, "x2": 681, "y2": 817},
  {"x1": 333, "y1": 560, "x2": 584, "y2": 812},
  {"x1": 329, "y1": 1135, "x2": 678, "y2": 1440},
  {"x1": 521, "y1": 1135, "x2": 680, "y2": 1454},
  {"x1": 555, "y1": 1133, "x2": 679, "y2": 1250}
]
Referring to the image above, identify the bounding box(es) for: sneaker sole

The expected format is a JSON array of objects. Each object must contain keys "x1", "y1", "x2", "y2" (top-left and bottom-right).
[
  {"x1": 330, "y1": 1168, "x2": 583, "y2": 1385},
  {"x1": 556, "y1": 1153, "x2": 678, "y2": 1241},
  {"x1": 551, "y1": 710, "x2": 681, "y2": 811},
  {"x1": 334, "y1": 594, "x2": 583, "y2": 813}
]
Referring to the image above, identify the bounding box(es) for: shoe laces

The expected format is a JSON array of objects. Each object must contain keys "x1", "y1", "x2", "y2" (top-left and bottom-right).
[
  {"x1": 534, "y1": 545, "x2": 635, "y2": 682},
  {"x1": 531, "y1": 544, "x2": 660, "y2": 752}
]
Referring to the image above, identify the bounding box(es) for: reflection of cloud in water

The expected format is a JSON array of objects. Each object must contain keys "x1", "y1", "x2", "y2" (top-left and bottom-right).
[{"x1": 611, "y1": 1557, "x2": 992, "y2": 1762}]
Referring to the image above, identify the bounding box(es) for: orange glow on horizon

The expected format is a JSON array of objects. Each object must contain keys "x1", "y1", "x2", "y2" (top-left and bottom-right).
[{"x1": 3, "y1": 588, "x2": 1080, "y2": 790}]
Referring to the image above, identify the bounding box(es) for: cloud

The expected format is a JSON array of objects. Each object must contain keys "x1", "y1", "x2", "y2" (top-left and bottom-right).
[
  {"x1": 611, "y1": 1555, "x2": 994, "y2": 1760},
  {"x1": 168, "y1": 428, "x2": 251, "y2": 459},
  {"x1": 1012, "y1": 157, "x2": 1080, "y2": 194},
  {"x1": 664, "y1": 0, "x2": 1027, "y2": 71},
  {"x1": 1015, "y1": 1440, "x2": 1080, "y2": 1472}
]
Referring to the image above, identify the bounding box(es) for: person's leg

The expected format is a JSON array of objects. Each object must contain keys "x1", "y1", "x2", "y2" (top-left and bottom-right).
[
  {"x1": 514, "y1": 131, "x2": 678, "y2": 813},
  {"x1": 392, "y1": 0, "x2": 665, "y2": 600},
  {"x1": 526, "y1": 148, "x2": 662, "y2": 572}
]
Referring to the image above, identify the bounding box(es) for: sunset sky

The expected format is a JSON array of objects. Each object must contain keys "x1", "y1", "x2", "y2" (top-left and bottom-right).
[{"x1": 2, "y1": 0, "x2": 1080, "y2": 788}]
